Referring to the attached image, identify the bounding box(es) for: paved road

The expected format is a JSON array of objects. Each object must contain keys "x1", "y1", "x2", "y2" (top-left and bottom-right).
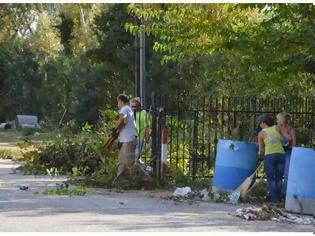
[{"x1": 0, "y1": 159, "x2": 313, "y2": 232}]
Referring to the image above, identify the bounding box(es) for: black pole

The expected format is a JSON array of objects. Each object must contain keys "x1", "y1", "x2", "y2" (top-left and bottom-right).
[
  {"x1": 140, "y1": 32, "x2": 146, "y2": 109},
  {"x1": 151, "y1": 93, "x2": 158, "y2": 181},
  {"x1": 134, "y1": 35, "x2": 140, "y2": 97}
]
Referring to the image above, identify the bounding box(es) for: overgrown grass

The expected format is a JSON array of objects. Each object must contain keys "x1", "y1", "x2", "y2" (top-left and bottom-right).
[
  {"x1": 0, "y1": 149, "x2": 22, "y2": 160},
  {"x1": 42, "y1": 184, "x2": 88, "y2": 196},
  {"x1": 0, "y1": 129, "x2": 59, "y2": 144},
  {"x1": 0, "y1": 130, "x2": 59, "y2": 161},
  {"x1": 0, "y1": 130, "x2": 22, "y2": 143}
]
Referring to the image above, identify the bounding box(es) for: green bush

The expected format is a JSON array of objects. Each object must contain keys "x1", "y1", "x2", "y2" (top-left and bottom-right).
[
  {"x1": 36, "y1": 132, "x2": 112, "y2": 176},
  {"x1": 16, "y1": 141, "x2": 32, "y2": 149},
  {"x1": 81, "y1": 146, "x2": 119, "y2": 187},
  {"x1": 296, "y1": 127, "x2": 313, "y2": 146},
  {"x1": 17, "y1": 150, "x2": 47, "y2": 175},
  {"x1": 169, "y1": 143, "x2": 190, "y2": 175},
  {"x1": 173, "y1": 168, "x2": 191, "y2": 187},
  {"x1": 19, "y1": 119, "x2": 120, "y2": 187}
]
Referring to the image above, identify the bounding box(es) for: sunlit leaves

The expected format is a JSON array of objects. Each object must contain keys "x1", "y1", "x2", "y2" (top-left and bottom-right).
[
  {"x1": 126, "y1": 3, "x2": 315, "y2": 97},
  {"x1": 27, "y1": 11, "x2": 62, "y2": 60}
]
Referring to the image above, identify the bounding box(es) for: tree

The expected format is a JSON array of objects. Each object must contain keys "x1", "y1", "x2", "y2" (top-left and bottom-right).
[
  {"x1": 91, "y1": 4, "x2": 136, "y2": 95},
  {"x1": 126, "y1": 3, "x2": 315, "y2": 97},
  {"x1": 55, "y1": 4, "x2": 101, "y2": 56}
]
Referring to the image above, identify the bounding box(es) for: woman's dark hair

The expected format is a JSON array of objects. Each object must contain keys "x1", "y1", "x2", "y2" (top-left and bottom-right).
[
  {"x1": 265, "y1": 115, "x2": 274, "y2": 126},
  {"x1": 117, "y1": 94, "x2": 129, "y2": 104},
  {"x1": 257, "y1": 114, "x2": 274, "y2": 127}
]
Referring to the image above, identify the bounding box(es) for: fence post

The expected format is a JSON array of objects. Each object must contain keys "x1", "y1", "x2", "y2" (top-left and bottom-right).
[
  {"x1": 160, "y1": 125, "x2": 168, "y2": 179},
  {"x1": 192, "y1": 109, "x2": 198, "y2": 182},
  {"x1": 156, "y1": 107, "x2": 164, "y2": 182},
  {"x1": 151, "y1": 93, "x2": 158, "y2": 181}
]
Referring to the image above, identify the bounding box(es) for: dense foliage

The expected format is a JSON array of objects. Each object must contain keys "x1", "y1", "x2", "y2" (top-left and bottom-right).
[
  {"x1": 126, "y1": 4, "x2": 315, "y2": 97},
  {"x1": 17, "y1": 120, "x2": 118, "y2": 186},
  {"x1": 1, "y1": 3, "x2": 315, "y2": 126}
]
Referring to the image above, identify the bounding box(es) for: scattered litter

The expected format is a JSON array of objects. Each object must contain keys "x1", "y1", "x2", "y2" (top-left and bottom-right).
[
  {"x1": 228, "y1": 191, "x2": 240, "y2": 205},
  {"x1": 19, "y1": 185, "x2": 29, "y2": 190},
  {"x1": 208, "y1": 189, "x2": 230, "y2": 203},
  {"x1": 200, "y1": 189, "x2": 209, "y2": 201},
  {"x1": 173, "y1": 186, "x2": 191, "y2": 197},
  {"x1": 166, "y1": 187, "x2": 240, "y2": 205},
  {"x1": 236, "y1": 205, "x2": 271, "y2": 220},
  {"x1": 163, "y1": 188, "x2": 201, "y2": 204},
  {"x1": 271, "y1": 210, "x2": 314, "y2": 225},
  {"x1": 236, "y1": 205, "x2": 314, "y2": 225},
  {"x1": 213, "y1": 191, "x2": 221, "y2": 201}
]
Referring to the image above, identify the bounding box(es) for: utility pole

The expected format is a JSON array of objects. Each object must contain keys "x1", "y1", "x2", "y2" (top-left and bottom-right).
[
  {"x1": 139, "y1": 32, "x2": 146, "y2": 109},
  {"x1": 134, "y1": 4, "x2": 146, "y2": 108},
  {"x1": 134, "y1": 35, "x2": 140, "y2": 97}
]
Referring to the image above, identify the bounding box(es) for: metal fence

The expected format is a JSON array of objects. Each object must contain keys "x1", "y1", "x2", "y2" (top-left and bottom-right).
[{"x1": 139, "y1": 94, "x2": 315, "y2": 181}]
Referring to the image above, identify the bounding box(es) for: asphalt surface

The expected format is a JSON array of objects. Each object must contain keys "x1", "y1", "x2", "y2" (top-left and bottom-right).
[{"x1": 0, "y1": 159, "x2": 314, "y2": 232}]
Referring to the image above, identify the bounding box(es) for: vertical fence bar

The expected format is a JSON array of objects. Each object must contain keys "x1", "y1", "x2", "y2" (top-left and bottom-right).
[
  {"x1": 182, "y1": 93, "x2": 187, "y2": 175},
  {"x1": 214, "y1": 97, "x2": 218, "y2": 164},
  {"x1": 169, "y1": 103, "x2": 174, "y2": 171},
  {"x1": 192, "y1": 109, "x2": 198, "y2": 181},
  {"x1": 305, "y1": 98, "x2": 311, "y2": 128},
  {"x1": 221, "y1": 96, "x2": 225, "y2": 139},
  {"x1": 312, "y1": 99, "x2": 315, "y2": 146},
  {"x1": 289, "y1": 98, "x2": 293, "y2": 126},
  {"x1": 309, "y1": 98, "x2": 312, "y2": 129},
  {"x1": 201, "y1": 96, "x2": 206, "y2": 176},
  {"x1": 207, "y1": 96, "x2": 212, "y2": 171},
  {"x1": 227, "y1": 97, "x2": 231, "y2": 137},
  {"x1": 296, "y1": 98, "x2": 299, "y2": 127},
  {"x1": 156, "y1": 107, "x2": 164, "y2": 183},
  {"x1": 175, "y1": 94, "x2": 180, "y2": 171},
  {"x1": 303, "y1": 98, "x2": 307, "y2": 129},
  {"x1": 272, "y1": 97, "x2": 276, "y2": 121},
  {"x1": 233, "y1": 97, "x2": 237, "y2": 131},
  {"x1": 188, "y1": 94, "x2": 193, "y2": 174},
  {"x1": 252, "y1": 97, "x2": 257, "y2": 135},
  {"x1": 151, "y1": 93, "x2": 158, "y2": 179},
  {"x1": 182, "y1": 114, "x2": 186, "y2": 174}
]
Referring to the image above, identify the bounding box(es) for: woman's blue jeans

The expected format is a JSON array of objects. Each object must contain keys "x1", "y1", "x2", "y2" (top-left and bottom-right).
[
  {"x1": 282, "y1": 150, "x2": 292, "y2": 197},
  {"x1": 264, "y1": 153, "x2": 285, "y2": 202}
]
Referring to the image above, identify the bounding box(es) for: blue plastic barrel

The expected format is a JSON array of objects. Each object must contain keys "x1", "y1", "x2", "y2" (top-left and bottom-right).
[
  {"x1": 285, "y1": 147, "x2": 315, "y2": 215},
  {"x1": 213, "y1": 139, "x2": 259, "y2": 192}
]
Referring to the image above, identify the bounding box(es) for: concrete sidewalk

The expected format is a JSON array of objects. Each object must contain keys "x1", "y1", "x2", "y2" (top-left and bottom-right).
[{"x1": 0, "y1": 159, "x2": 313, "y2": 232}]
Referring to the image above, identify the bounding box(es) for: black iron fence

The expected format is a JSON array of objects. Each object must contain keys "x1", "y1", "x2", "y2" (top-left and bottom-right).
[{"x1": 137, "y1": 94, "x2": 315, "y2": 181}]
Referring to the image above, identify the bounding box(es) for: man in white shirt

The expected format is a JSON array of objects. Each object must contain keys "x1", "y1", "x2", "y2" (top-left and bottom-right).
[{"x1": 112, "y1": 94, "x2": 137, "y2": 186}]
